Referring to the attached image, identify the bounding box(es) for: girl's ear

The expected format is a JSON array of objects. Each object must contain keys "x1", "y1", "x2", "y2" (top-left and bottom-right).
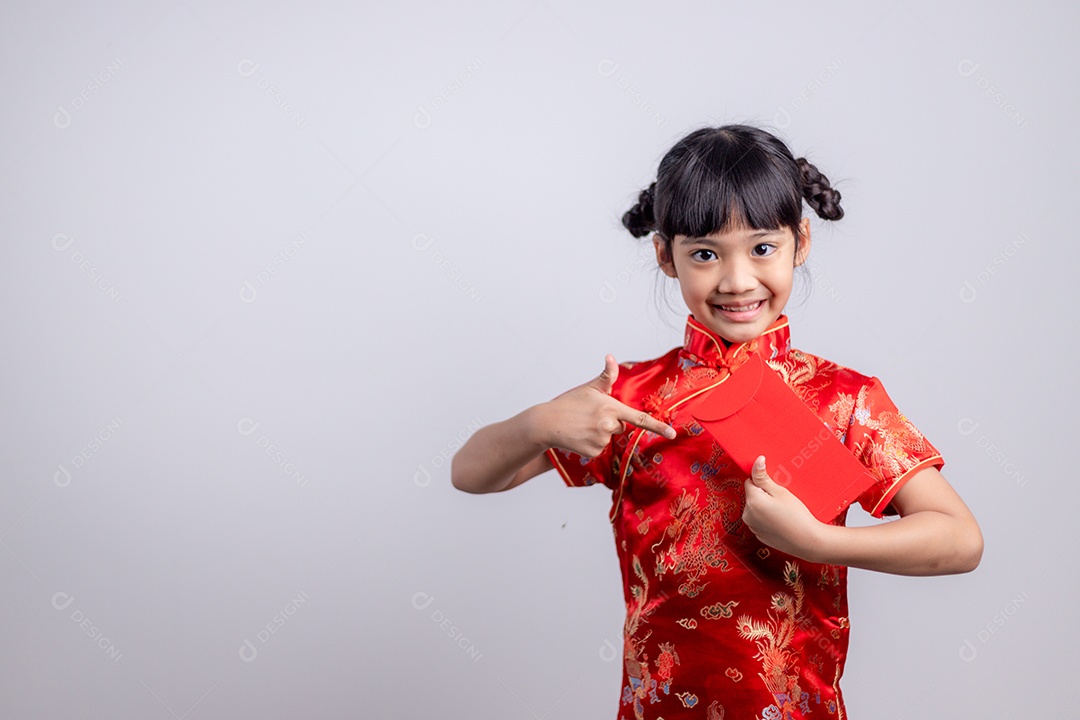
[
  {"x1": 794, "y1": 218, "x2": 812, "y2": 267},
  {"x1": 653, "y1": 234, "x2": 678, "y2": 278}
]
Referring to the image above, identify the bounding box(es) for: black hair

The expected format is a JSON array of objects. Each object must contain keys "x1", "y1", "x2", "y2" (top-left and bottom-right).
[{"x1": 621, "y1": 123, "x2": 845, "y2": 310}]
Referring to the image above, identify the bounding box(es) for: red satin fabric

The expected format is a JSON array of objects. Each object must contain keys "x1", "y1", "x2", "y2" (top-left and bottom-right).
[
  {"x1": 546, "y1": 313, "x2": 944, "y2": 720},
  {"x1": 687, "y1": 352, "x2": 880, "y2": 525}
]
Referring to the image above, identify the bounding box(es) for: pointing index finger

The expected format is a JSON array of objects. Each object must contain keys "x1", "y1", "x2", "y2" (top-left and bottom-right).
[{"x1": 615, "y1": 400, "x2": 677, "y2": 440}]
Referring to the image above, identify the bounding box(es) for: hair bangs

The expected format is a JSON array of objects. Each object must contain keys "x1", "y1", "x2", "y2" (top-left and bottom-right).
[{"x1": 656, "y1": 142, "x2": 801, "y2": 241}]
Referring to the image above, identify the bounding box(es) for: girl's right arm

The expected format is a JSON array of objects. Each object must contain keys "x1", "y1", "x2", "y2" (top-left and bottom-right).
[
  {"x1": 450, "y1": 355, "x2": 677, "y2": 494},
  {"x1": 449, "y1": 404, "x2": 552, "y2": 494}
]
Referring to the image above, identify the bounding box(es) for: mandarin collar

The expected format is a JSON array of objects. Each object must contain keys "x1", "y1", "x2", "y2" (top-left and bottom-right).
[{"x1": 681, "y1": 312, "x2": 791, "y2": 371}]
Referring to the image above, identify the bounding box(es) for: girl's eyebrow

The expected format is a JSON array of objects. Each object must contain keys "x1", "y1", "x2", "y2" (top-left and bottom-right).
[{"x1": 680, "y1": 229, "x2": 784, "y2": 246}]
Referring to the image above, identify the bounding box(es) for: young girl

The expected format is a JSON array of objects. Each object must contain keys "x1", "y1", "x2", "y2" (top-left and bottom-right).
[{"x1": 451, "y1": 123, "x2": 983, "y2": 720}]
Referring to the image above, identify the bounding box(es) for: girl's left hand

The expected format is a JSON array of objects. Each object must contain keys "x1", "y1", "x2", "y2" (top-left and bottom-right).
[{"x1": 742, "y1": 455, "x2": 825, "y2": 561}]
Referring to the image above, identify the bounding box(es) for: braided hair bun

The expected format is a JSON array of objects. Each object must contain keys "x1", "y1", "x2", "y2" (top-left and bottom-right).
[
  {"x1": 797, "y1": 157, "x2": 844, "y2": 221},
  {"x1": 622, "y1": 181, "x2": 657, "y2": 238}
]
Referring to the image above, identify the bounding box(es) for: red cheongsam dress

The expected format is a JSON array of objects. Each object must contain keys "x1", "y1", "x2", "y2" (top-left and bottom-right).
[{"x1": 545, "y1": 312, "x2": 945, "y2": 720}]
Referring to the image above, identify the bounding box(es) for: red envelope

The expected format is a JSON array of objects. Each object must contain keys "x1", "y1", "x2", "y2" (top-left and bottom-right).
[{"x1": 688, "y1": 353, "x2": 878, "y2": 524}]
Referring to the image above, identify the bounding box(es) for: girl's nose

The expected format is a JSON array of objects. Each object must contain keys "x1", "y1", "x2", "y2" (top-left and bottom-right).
[{"x1": 716, "y1": 260, "x2": 757, "y2": 295}]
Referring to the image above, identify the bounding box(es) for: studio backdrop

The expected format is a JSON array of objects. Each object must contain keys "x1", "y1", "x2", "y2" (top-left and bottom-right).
[{"x1": 1, "y1": 1, "x2": 1074, "y2": 718}]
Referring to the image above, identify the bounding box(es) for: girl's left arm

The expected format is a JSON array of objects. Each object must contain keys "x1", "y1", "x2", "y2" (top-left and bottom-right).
[{"x1": 742, "y1": 460, "x2": 984, "y2": 576}]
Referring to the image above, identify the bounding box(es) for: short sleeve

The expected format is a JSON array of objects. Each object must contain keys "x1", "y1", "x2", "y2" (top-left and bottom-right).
[
  {"x1": 843, "y1": 376, "x2": 945, "y2": 518},
  {"x1": 545, "y1": 443, "x2": 617, "y2": 490}
]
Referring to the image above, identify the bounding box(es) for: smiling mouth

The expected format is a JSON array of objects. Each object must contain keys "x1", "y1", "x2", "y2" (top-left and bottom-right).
[{"x1": 714, "y1": 300, "x2": 764, "y2": 312}]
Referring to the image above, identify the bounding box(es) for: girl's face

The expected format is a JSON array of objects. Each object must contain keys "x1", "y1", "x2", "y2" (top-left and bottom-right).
[{"x1": 655, "y1": 217, "x2": 811, "y2": 345}]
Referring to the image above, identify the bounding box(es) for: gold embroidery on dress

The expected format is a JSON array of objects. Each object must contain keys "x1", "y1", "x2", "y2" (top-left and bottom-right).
[
  {"x1": 642, "y1": 375, "x2": 680, "y2": 426},
  {"x1": 624, "y1": 554, "x2": 656, "y2": 677},
  {"x1": 635, "y1": 509, "x2": 652, "y2": 536},
  {"x1": 817, "y1": 564, "x2": 841, "y2": 589},
  {"x1": 766, "y1": 353, "x2": 821, "y2": 411},
  {"x1": 649, "y1": 440, "x2": 748, "y2": 598},
  {"x1": 816, "y1": 563, "x2": 846, "y2": 637},
  {"x1": 765, "y1": 353, "x2": 816, "y2": 387},
  {"x1": 829, "y1": 392, "x2": 855, "y2": 430},
  {"x1": 651, "y1": 485, "x2": 734, "y2": 598},
  {"x1": 735, "y1": 560, "x2": 808, "y2": 715},
  {"x1": 683, "y1": 362, "x2": 726, "y2": 388},
  {"x1": 675, "y1": 690, "x2": 699, "y2": 708},
  {"x1": 623, "y1": 554, "x2": 679, "y2": 720},
  {"x1": 700, "y1": 599, "x2": 739, "y2": 619},
  {"x1": 698, "y1": 440, "x2": 746, "y2": 537},
  {"x1": 832, "y1": 384, "x2": 936, "y2": 480}
]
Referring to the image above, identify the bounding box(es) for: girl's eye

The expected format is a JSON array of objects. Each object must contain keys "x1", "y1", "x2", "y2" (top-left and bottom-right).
[
  {"x1": 752, "y1": 243, "x2": 777, "y2": 257},
  {"x1": 691, "y1": 249, "x2": 716, "y2": 262}
]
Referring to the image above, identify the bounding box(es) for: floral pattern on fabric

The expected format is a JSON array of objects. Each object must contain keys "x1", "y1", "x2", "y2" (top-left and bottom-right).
[{"x1": 544, "y1": 313, "x2": 944, "y2": 718}]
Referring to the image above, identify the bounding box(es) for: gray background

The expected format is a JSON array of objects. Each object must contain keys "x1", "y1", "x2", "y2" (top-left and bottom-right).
[{"x1": 2, "y1": 1, "x2": 1075, "y2": 717}]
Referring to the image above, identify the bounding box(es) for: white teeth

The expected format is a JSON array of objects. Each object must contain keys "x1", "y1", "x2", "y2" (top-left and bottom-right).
[{"x1": 719, "y1": 300, "x2": 762, "y2": 312}]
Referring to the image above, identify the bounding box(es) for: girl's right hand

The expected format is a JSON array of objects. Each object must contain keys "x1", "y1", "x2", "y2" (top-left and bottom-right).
[{"x1": 534, "y1": 354, "x2": 677, "y2": 458}]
